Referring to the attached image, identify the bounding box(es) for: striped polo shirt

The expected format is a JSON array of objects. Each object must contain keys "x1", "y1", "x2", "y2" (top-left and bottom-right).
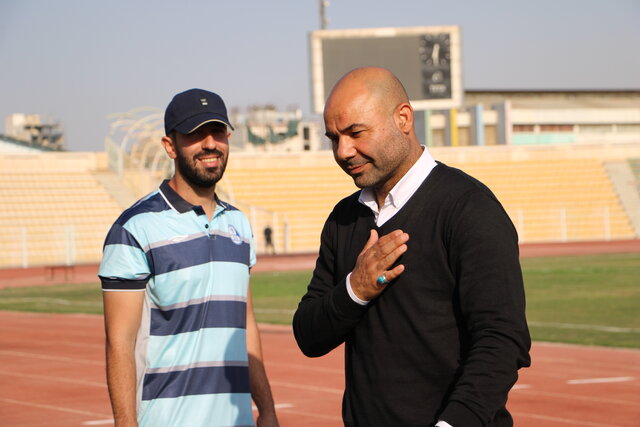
[{"x1": 99, "y1": 180, "x2": 256, "y2": 427}]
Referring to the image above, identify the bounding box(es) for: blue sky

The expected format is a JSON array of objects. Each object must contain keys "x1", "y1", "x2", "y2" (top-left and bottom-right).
[{"x1": 1, "y1": 0, "x2": 639, "y2": 151}]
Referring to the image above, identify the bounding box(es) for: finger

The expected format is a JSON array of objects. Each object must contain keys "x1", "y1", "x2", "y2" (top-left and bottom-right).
[
  {"x1": 381, "y1": 263, "x2": 406, "y2": 283},
  {"x1": 377, "y1": 230, "x2": 408, "y2": 249},
  {"x1": 359, "y1": 229, "x2": 379, "y2": 255},
  {"x1": 372, "y1": 239, "x2": 408, "y2": 275},
  {"x1": 375, "y1": 231, "x2": 409, "y2": 259}
]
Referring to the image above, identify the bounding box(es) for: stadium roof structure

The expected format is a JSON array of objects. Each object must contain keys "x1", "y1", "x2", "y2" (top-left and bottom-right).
[
  {"x1": 105, "y1": 107, "x2": 171, "y2": 178},
  {"x1": 0, "y1": 134, "x2": 64, "y2": 153}
]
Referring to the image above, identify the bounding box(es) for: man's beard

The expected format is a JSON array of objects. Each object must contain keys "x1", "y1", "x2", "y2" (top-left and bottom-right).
[
  {"x1": 175, "y1": 147, "x2": 227, "y2": 189},
  {"x1": 337, "y1": 127, "x2": 406, "y2": 190}
]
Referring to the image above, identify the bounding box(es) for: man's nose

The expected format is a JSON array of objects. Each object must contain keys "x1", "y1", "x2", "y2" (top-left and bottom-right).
[
  {"x1": 334, "y1": 137, "x2": 356, "y2": 161},
  {"x1": 201, "y1": 132, "x2": 218, "y2": 150}
]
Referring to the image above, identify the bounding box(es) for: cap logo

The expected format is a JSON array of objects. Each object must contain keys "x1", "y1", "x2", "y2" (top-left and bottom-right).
[{"x1": 200, "y1": 98, "x2": 208, "y2": 106}]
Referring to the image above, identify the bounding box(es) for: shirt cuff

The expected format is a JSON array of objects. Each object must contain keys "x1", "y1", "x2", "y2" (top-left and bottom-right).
[
  {"x1": 346, "y1": 272, "x2": 369, "y2": 306},
  {"x1": 436, "y1": 421, "x2": 453, "y2": 427}
]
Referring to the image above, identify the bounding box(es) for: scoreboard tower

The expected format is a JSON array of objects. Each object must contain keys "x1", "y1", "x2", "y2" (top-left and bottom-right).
[{"x1": 309, "y1": 26, "x2": 463, "y2": 114}]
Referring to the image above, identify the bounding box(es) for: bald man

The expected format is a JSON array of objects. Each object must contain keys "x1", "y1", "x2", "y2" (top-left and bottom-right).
[{"x1": 293, "y1": 67, "x2": 530, "y2": 427}]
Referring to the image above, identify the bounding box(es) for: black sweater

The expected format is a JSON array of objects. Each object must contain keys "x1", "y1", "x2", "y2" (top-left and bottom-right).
[{"x1": 293, "y1": 163, "x2": 531, "y2": 427}]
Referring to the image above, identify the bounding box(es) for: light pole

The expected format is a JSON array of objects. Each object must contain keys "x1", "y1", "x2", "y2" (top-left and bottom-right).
[{"x1": 319, "y1": 0, "x2": 329, "y2": 30}]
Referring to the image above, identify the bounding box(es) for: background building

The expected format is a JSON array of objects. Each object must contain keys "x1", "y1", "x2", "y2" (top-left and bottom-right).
[
  {"x1": 229, "y1": 105, "x2": 325, "y2": 152},
  {"x1": 415, "y1": 90, "x2": 640, "y2": 147},
  {"x1": 3, "y1": 113, "x2": 64, "y2": 151}
]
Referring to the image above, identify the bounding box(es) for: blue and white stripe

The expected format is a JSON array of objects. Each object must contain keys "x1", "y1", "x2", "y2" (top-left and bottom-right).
[{"x1": 99, "y1": 180, "x2": 256, "y2": 426}]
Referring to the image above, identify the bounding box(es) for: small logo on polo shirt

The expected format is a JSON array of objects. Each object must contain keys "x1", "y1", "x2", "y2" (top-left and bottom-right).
[{"x1": 228, "y1": 225, "x2": 242, "y2": 245}]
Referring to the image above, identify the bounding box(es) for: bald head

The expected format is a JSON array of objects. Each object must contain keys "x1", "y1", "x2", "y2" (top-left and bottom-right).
[
  {"x1": 323, "y1": 67, "x2": 423, "y2": 200},
  {"x1": 325, "y1": 67, "x2": 410, "y2": 116},
  {"x1": 324, "y1": 67, "x2": 418, "y2": 145}
]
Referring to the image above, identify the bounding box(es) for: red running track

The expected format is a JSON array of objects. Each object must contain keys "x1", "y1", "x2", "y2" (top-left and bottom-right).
[
  {"x1": 1, "y1": 311, "x2": 638, "y2": 427},
  {"x1": 1, "y1": 240, "x2": 639, "y2": 425}
]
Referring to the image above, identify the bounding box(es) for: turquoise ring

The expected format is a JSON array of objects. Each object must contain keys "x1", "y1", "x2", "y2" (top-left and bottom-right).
[{"x1": 376, "y1": 274, "x2": 389, "y2": 285}]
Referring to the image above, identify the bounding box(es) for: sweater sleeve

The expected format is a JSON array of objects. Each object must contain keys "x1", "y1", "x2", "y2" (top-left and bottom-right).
[
  {"x1": 440, "y1": 190, "x2": 531, "y2": 426},
  {"x1": 293, "y1": 210, "x2": 369, "y2": 357}
]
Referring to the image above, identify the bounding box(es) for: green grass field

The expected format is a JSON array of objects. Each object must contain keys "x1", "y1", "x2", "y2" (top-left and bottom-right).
[
  {"x1": 0, "y1": 253, "x2": 638, "y2": 348},
  {"x1": 522, "y1": 253, "x2": 639, "y2": 348}
]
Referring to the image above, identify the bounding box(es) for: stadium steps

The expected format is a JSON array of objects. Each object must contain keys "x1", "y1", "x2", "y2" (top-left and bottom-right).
[
  {"x1": 222, "y1": 163, "x2": 356, "y2": 253},
  {"x1": 628, "y1": 158, "x2": 640, "y2": 193},
  {"x1": 604, "y1": 160, "x2": 640, "y2": 236},
  {"x1": 448, "y1": 158, "x2": 635, "y2": 242},
  {"x1": 224, "y1": 157, "x2": 636, "y2": 251},
  {"x1": 0, "y1": 169, "x2": 122, "y2": 268},
  {"x1": 1, "y1": 151, "x2": 637, "y2": 265},
  {"x1": 93, "y1": 171, "x2": 139, "y2": 209}
]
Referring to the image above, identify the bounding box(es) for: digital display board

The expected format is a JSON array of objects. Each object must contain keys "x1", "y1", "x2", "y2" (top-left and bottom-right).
[{"x1": 310, "y1": 26, "x2": 462, "y2": 113}]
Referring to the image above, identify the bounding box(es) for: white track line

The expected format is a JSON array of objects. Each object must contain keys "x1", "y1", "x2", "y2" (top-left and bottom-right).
[
  {"x1": 252, "y1": 403, "x2": 294, "y2": 411},
  {"x1": 528, "y1": 321, "x2": 640, "y2": 334},
  {"x1": 534, "y1": 341, "x2": 640, "y2": 354},
  {"x1": 267, "y1": 361, "x2": 343, "y2": 374},
  {"x1": 513, "y1": 411, "x2": 621, "y2": 427},
  {"x1": 511, "y1": 384, "x2": 531, "y2": 390},
  {"x1": 0, "y1": 369, "x2": 106, "y2": 387},
  {"x1": 1, "y1": 297, "x2": 102, "y2": 307},
  {"x1": 0, "y1": 397, "x2": 109, "y2": 418},
  {"x1": 18, "y1": 338, "x2": 105, "y2": 350},
  {"x1": 0, "y1": 350, "x2": 102, "y2": 365},
  {"x1": 273, "y1": 403, "x2": 294, "y2": 409},
  {"x1": 516, "y1": 389, "x2": 637, "y2": 406},
  {"x1": 567, "y1": 376, "x2": 635, "y2": 385},
  {"x1": 269, "y1": 380, "x2": 343, "y2": 394}
]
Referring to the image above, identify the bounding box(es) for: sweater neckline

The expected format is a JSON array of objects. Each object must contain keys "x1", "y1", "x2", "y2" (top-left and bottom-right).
[{"x1": 373, "y1": 162, "x2": 446, "y2": 233}]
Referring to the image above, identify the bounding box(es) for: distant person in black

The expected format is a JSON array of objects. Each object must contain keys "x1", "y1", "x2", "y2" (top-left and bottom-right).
[
  {"x1": 292, "y1": 67, "x2": 531, "y2": 427},
  {"x1": 263, "y1": 225, "x2": 275, "y2": 254}
]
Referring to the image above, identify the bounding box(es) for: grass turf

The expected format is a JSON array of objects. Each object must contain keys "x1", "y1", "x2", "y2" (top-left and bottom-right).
[
  {"x1": 0, "y1": 253, "x2": 638, "y2": 348},
  {"x1": 521, "y1": 253, "x2": 639, "y2": 348}
]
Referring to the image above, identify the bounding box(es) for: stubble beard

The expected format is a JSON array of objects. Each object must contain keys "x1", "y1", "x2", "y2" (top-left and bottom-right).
[
  {"x1": 350, "y1": 162, "x2": 383, "y2": 189},
  {"x1": 345, "y1": 130, "x2": 407, "y2": 191}
]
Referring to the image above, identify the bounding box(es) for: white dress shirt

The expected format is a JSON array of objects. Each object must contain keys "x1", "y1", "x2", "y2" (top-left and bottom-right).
[
  {"x1": 346, "y1": 145, "x2": 437, "y2": 305},
  {"x1": 357, "y1": 145, "x2": 437, "y2": 227}
]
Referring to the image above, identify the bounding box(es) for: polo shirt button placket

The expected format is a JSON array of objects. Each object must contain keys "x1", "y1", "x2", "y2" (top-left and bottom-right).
[{"x1": 204, "y1": 222, "x2": 215, "y2": 239}]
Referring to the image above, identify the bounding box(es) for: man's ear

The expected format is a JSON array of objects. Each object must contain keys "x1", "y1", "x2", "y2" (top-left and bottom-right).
[
  {"x1": 395, "y1": 102, "x2": 414, "y2": 135},
  {"x1": 161, "y1": 135, "x2": 177, "y2": 159}
]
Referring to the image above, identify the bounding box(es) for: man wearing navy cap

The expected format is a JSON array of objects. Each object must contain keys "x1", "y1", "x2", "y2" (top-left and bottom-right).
[{"x1": 99, "y1": 89, "x2": 279, "y2": 427}]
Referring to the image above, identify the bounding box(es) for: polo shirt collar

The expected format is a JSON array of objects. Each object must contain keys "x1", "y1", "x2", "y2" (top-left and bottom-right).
[{"x1": 159, "y1": 179, "x2": 226, "y2": 215}]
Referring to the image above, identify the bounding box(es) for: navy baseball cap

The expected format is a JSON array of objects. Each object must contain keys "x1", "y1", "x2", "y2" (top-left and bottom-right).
[{"x1": 164, "y1": 88, "x2": 234, "y2": 135}]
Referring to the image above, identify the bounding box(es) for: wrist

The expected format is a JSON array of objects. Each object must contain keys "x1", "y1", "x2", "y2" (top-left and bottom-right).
[{"x1": 346, "y1": 273, "x2": 369, "y2": 305}]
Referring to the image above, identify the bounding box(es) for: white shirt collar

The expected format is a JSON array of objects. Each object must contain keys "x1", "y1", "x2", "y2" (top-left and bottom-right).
[{"x1": 358, "y1": 146, "x2": 437, "y2": 225}]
